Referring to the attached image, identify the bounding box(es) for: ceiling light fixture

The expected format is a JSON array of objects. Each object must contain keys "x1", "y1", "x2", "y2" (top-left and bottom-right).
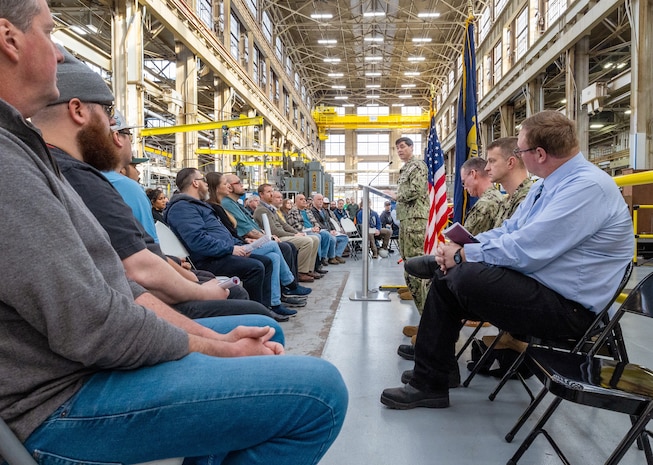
[
  {"x1": 311, "y1": 13, "x2": 333, "y2": 19},
  {"x1": 412, "y1": 38, "x2": 432, "y2": 43},
  {"x1": 404, "y1": 71, "x2": 421, "y2": 76},
  {"x1": 363, "y1": 12, "x2": 385, "y2": 17},
  {"x1": 401, "y1": 84, "x2": 416, "y2": 88},
  {"x1": 365, "y1": 72, "x2": 382, "y2": 77},
  {"x1": 332, "y1": 85, "x2": 346, "y2": 89},
  {"x1": 328, "y1": 73, "x2": 344, "y2": 78},
  {"x1": 418, "y1": 12, "x2": 441, "y2": 18},
  {"x1": 70, "y1": 25, "x2": 87, "y2": 35},
  {"x1": 318, "y1": 39, "x2": 337, "y2": 45},
  {"x1": 364, "y1": 37, "x2": 384, "y2": 42},
  {"x1": 398, "y1": 94, "x2": 412, "y2": 99},
  {"x1": 364, "y1": 56, "x2": 383, "y2": 61},
  {"x1": 590, "y1": 123, "x2": 605, "y2": 129},
  {"x1": 334, "y1": 96, "x2": 349, "y2": 100},
  {"x1": 366, "y1": 84, "x2": 381, "y2": 88},
  {"x1": 408, "y1": 56, "x2": 426, "y2": 62},
  {"x1": 323, "y1": 58, "x2": 341, "y2": 63}
]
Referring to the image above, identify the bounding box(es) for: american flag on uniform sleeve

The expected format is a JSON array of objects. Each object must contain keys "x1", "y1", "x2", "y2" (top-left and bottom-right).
[{"x1": 423, "y1": 103, "x2": 448, "y2": 255}]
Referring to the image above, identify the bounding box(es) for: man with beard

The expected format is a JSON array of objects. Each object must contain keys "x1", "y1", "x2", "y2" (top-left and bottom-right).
[{"x1": 30, "y1": 48, "x2": 282, "y2": 321}]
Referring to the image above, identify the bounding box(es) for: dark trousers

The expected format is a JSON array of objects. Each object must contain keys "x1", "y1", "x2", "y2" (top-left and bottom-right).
[
  {"x1": 412, "y1": 262, "x2": 596, "y2": 392},
  {"x1": 197, "y1": 254, "x2": 272, "y2": 307},
  {"x1": 278, "y1": 241, "x2": 298, "y2": 286},
  {"x1": 174, "y1": 298, "x2": 271, "y2": 319}
]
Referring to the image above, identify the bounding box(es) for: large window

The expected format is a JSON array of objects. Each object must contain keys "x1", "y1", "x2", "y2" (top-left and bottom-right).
[
  {"x1": 252, "y1": 45, "x2": 260, "y2": 83},
  {"x1": 400, "y1": 133, "x2": 423, "y2": 156},
  {"x1": 357, "y1": 133, "x2": 390, "y2": 157},
  {"x1": 262, "y1": 11, "x2": 272, "y2": 43},
  {"x1": 245, "y1": 0, "x2": 257, "y2": 17},
  {"x1": 515, "y1": 8, "x2": 528, "y2": 61},
  {"x1": 230, "y1": 14, "x2": 240, "y2": 59},
  {"x1": 401, "y1": 106, "x2": 423, "y2": 116},
  {"x1": 197, "y1": 0, "x2": 212, "y2": 29},
  {"x1": 325, "y1": 162, "x2": 345, "y2": 187},
  {"x1": 493, "y1": 40, "x2": 503, "y2": 83},
  {"x1": 275, "y1": 37, "x2": 283, "y2": 62},
  {"x1": 325, "y1": 133, "x2": 345, "y2": 156},
  {"x1": 357, "y1": 106, "x2": 389, "y2": 116}
]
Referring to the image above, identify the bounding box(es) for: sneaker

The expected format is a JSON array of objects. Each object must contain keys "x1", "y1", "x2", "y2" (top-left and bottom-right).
[
  {"x1": 328, "y1": 258, "x2": 340, "y2": 265},
  {"x1": 270, "y1": 312, "x2": 289, "y2": 322},
  {"x1": 283, "y1": 285, "x2": 312, "y2": 296},
  {"x1": 271, "y1": 304, "x2": 298, "y2": 316},
  {"x1": 281, "y1": 295, "x2": 307, "y2": 307},
  {"x1": 321, "y1": 258, "x2": 329, "y2": 267}
]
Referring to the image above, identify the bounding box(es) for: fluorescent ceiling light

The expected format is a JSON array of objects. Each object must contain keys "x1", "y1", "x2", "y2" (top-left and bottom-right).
[
  {"x1": 334, "y1": 96, "x2": 349, "y2": 100},
  {"x1": 412, "y1": 38, "x2": 432, "y2": 43},
  {"x1": 364, "y1": 37, "x2": 384, "y2": 42},
  {"x1": 365, "y1": 56, "x2": 383, "y2": 61},
  {"x1": 625, "y1": 109, "x2": 632, "y2": 114},
  {"x1": 401, "y1": 84, "x2": 416, "y2": 88},
  {"x1": 366, "y1": 94, "x2": 380, "y2": 99},
  {"x1": 311, "y1": 13, "x2": 333, "y2": 19},
  {"x1": 318, "y1": 39, "x2": 337, "y2": 45},
  {"x1": 86, "y1": 24, "x2": 99, "y2": 33},
  {"x1": 363, "y1": 12, "x2": 385, "y2": 17},
  {"x1": 331, "y1": 85, "x2": 346, "y2": 89},
  {"x1": 408, "y1": 56, "x2": 426, "y2": 62},
  {"x1": 603, "y1": 62, "x2": 614, "y2": 69},
  {"x1": 323, "y1": 58, "x2": 341, "y2": 63},
  {"x1": 365, "y1": 72, "x2": 382, "y2": 77},
  {"x1": 70, "y1": 25, "x2": 87, "y2": 35},
  {"x1": 398, "y1": 94, "x2": 412, "y2": 99},
  {"x1": 560, "y1": 98, "x2": 567, "y2": 104},
  {"x1": 366, "y1": 84, "x2": 381, "y2": 88},
  {"x1": 342, "y1": 103, "x2": 355, "y2": 107},
  {"x1": 404, "y1": 71, "x2": 421, "y2": 76},
  {"x1": 392, "y1": 103, "x2": 405, "y2": 107},
  {"x1": 617, "y1": 63, "x2": 626, "y2": 69},
  {"x1": 328, "y1": 73, "x2": 344, "y2": 78},
  {"x1": 418, "y1": 12, "x2": 441, "y2": 18},
  {"x1": 590, "y1": 123, "x2": 605, "y2": 129}
]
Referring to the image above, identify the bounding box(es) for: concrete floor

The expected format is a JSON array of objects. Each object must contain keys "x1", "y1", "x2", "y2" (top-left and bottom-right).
[{"x1": 285, "y1": 253, "x2": 653, "y2": 465}]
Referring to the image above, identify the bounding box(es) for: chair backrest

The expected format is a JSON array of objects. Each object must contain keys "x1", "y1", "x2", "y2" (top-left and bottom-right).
[
  {"x1": 340, "y1": 217, "x2": 359, "y2": 235},
  {"x1": 330, "y1": 217, "x2": 344, "y2": 233},
  {"x1": 261, "y1": 213, "x2": 272, "y2": 238},
  {"x1": 155, "y1": 221, "x2": 190, "y2": 259}
]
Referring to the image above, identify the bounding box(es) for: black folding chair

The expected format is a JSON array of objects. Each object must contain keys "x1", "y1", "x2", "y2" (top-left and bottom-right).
[{"x1": 508, "y1": 266, "x2": 653, "y2": 465}]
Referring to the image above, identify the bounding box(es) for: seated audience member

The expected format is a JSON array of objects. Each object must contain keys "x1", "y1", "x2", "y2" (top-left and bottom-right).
[
  {"x1": 310, "y1": 193, "x2": 348, "y2": 263},
  {"x1": 147, "y1": 188, "x2": 167, "y2": 224},
  {"x1": 165, "y1": 169, "x2": 296, "y2": 317},
  {"x1": 380, "y1": 200, "x2": 399, "y2": 237},
  {"x1": 254, "y1": 184, "x2": 321, "y2": 282},
  {"x1": 484, "y1": 137, "x2": 533, "y2": 228},
  {"x1": 381, "y1": 110, "x2": 634, "y2": 410},
  {"x1": 333, "y1": 198, "x2": 349, "y2": 221},
  {"x1": 288, "y1": 193, "x2": 341, "y2": 267},
  {"x1": 206, "y1": 172, "x2": 309, "y2": 310},
  {"x1": 31, "y1": 48, "x2": 268, "y2": 321},
  {"x1": 0, "y1": 4, "x2": 347, "y2": 463},
  {"x1": 459, "y1": 157, "x2": 504, "y2": 235},
  {"x1": 120, "y1": 155, "x2": 148, "y2": 183},
  {"x1": 328, "y1": 198, "x2": 337, "y2": 211},
  {"x1": 356, "y1": 207, "x2": 391, "y2": 259},
  {"x1": 245, "y1": 194, "x2": 260, "y2": 215},
  {"x1": 220, "y1": 174, "x2": 309, "y2": 297}
]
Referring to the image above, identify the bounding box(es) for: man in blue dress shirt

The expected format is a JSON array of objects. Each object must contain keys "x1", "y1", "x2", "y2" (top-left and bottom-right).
[{"x1": 381, "y1": 110, "x2": 634, "y2": 409}]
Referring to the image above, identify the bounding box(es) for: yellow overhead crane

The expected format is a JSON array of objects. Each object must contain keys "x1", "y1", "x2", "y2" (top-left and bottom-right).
[
  {"x1": 138, "y1": 116, "x2": 263, "y2": 137},
  {"x1": 312, "y1": 106, "x2": 431, "y2": 140}
]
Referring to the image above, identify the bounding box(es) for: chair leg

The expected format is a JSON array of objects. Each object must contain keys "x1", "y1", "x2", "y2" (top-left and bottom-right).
[
  {"x1": 455, "y1": 321, "x2": 486, "y2": 361},
  {"x1": 605, "y1": 403, "x2": 653, "y2": 465},
  {"x1": 489, "y1": 349, "x2": 528, "y2": 401},
  {"x1": 507, "y1": 396, "x2": 564, "y2": 464},
  {"x1": 505, "y1": 387, "x2": 549, "y2": 443},
  {"x1": 462, "y1": 330, "x2": 504, "y2": 387}
]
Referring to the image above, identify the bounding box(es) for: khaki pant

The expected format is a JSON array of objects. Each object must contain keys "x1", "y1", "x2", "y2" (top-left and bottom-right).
[{"x1": 281, "y1": 234, "x2": 319, "y2": 273}]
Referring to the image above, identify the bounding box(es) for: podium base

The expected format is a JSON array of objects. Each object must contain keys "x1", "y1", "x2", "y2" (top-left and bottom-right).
[{"x1": 349, "y1": 289, "x2": 391, "y2": 301}]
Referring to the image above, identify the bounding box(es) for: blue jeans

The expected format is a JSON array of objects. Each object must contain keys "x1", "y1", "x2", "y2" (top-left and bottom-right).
[
  {"x1": 334, "y1": 234, "x2": 348, "y2": 257},
  {"x1": 253, "y1": 241, "x2": 294, "y2": 306},
  {"x1": 24, "y1": 315, "x2": 348, "y2": 465},
  {"x1": 314, "y1": 230, "x2": 332, "y2": 259}
]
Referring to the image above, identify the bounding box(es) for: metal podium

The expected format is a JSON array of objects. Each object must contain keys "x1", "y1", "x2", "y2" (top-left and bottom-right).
[{"x1": 349, "y1": 184, "x2": 393, "y2": 301}]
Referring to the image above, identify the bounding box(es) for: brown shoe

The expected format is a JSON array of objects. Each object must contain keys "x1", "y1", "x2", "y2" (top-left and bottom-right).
[
  {"x1": 309, "y1": 271, "x2": 323, "y2": 279},
  {"x1": 402, "y1": 325, "x2": 418, "y2": 337},
  {"x1": 298, "y1": 273, "x2": 315, "y2": 283},
  {"x1": 328, "y1": 258, "x2": 340, "y2": 265},
  {"x1": 336, "y1": 256, "x2": 346, "y2": 263},
  {"x1": 399, "y1": 289, "x2": 413, "y2": 300},
  {"x1": 411, "y1": 335, "x2": 417, "y2": 345},
  {"x1": 463, "y1": 320, "x2": 492, "y2": 328}
]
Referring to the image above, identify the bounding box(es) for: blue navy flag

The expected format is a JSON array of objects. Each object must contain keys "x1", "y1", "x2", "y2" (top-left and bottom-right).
[
  {"x1": 424, "y1": 102, "x2": 448, "y2": 254},
  {"x1": 452, "y1": 16, "x2": 480, "y2": 225}
]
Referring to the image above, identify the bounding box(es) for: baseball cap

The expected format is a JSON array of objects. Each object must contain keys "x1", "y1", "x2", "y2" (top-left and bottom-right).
[{"x1": 111, "y1": 110, "x2": 139, "y2": 132}]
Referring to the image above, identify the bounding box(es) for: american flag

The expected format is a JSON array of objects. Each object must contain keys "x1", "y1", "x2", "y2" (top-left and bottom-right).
[{"x1": 424, "y1": 105, "x2": 448, "y2": 254}]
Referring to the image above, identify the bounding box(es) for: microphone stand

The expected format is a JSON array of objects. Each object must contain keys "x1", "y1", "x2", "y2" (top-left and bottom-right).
[{"x1": 368, "y1": 161, "x2": 393, "y2": 186}]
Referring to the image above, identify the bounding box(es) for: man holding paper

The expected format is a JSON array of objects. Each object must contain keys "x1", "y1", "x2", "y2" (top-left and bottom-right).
[{"x1": 381, "y1": 111, "x2": 633, "y2": 409}]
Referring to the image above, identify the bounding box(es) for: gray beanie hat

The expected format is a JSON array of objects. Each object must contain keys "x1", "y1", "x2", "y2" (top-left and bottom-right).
[{"x1": 51, "y1": 46, "x2": 114, "y2": 106}]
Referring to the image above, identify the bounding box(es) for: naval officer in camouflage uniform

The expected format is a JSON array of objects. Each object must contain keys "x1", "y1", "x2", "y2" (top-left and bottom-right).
[
  {"x1": 459, "y1": 157, "x2": 504, "y2": 235},
  {"x1": 389, "y1": 137, "x2": 430, "y2": 313}
]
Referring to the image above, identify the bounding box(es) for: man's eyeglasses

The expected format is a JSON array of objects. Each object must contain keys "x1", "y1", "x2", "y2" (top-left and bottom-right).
[
  {"x1": 117, "y1": 129, "x2": 132, "y2": 139},
  {"x1": 513, "y1": 147, "x2": 537, "y2": 155},
  {"x1": 194, "y1": 177, "x2": 206, "y2": 183}
]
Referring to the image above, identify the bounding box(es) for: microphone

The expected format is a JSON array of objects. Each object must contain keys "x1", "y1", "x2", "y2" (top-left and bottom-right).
[{"x1": 368, "y1": 161, "x2": 393, "y2": 186}]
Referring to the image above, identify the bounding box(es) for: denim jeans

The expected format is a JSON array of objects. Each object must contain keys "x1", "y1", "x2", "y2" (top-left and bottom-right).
[
  {"x1": 334, "y1": 234, "x2": 348, "y2": 257},
  {"x1": 253, "y1": 241, "x2": 294, "y2": 306},
  {"x1": 24, "y1": 315, "x2": 348, "y2": 465},
  {"x1": 314, "y1": 230, "x2": 332, "y2": 259}
]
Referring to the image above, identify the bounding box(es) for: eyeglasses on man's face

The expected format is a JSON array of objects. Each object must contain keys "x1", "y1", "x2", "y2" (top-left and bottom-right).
[
  {"x1": 513, "y1": 147, "x2": 537, "y2": 155},
  {"x1": 117, "y1": 129, "x2": 132, "y2": 139},
  {"x1": 86, "y1": 102, "x2": 115, "y2": 119},
  {"x1": 194, "y1": 177, "x2": 206, "y2": 183}
]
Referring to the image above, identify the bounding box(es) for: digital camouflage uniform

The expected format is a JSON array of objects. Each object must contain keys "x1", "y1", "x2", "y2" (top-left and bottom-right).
[
  {"x1": 493, "y1": 178, "x2": 534, "y2": 228},
  {"x1": 463, "y1": 186, "x2": 504, "y2": 236},
  {"x1": 396, "y1": 156, "x2": 429, "y2": 313}
]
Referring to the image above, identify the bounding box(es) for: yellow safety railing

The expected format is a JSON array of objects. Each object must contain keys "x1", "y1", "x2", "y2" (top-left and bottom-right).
[{"x1": 613, "y1": 169, "x2": 653, "y2": 267}]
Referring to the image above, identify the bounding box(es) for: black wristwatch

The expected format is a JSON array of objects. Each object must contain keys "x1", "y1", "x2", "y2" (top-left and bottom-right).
[{"x1": 453, "y1": 248, "x2": 463, "y2": 265}]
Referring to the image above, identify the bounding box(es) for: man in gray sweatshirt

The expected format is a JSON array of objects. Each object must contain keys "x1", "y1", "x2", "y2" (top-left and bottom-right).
[{"x1": 0, "y1": 1, "x2": 347, "y2": 463}]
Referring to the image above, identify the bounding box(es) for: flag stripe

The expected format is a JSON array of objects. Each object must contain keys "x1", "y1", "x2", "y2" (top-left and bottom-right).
[{"x1": 424, "y1": 107, "x2": 448, "y2": 255}]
